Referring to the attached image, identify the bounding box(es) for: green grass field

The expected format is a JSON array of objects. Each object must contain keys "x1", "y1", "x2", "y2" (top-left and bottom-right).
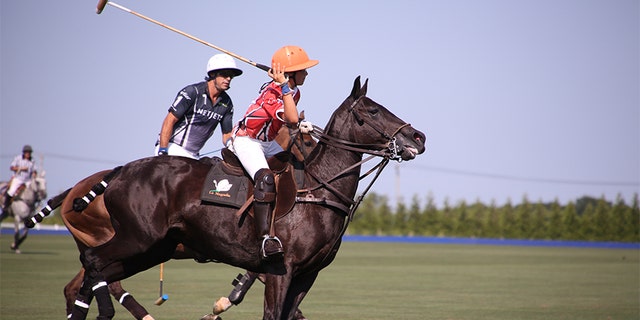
[{"x1": 1, "y1": 234, "x2": 638, "y2": 320}]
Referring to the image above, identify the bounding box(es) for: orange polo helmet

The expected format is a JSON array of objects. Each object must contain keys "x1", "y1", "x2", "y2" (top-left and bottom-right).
[{"x1": 271, "y1": 46, "x2": 319, "y2": 72}]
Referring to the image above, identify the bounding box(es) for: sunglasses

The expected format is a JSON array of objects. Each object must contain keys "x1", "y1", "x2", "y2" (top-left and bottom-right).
[{"x1": 217, "y1": 71, "x2": 236, "y2": 79}]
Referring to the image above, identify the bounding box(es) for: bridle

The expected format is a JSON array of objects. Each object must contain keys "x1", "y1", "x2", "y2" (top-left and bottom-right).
[
  {"x1": 287, "y1": 96, "x2": 412, "y2": 267},
  {"x1": 294, "y1": 95, "x2": 411, "y2": 220},
  {"x1": 314, "y1": 96, "x2": 410, "y2": 161}
]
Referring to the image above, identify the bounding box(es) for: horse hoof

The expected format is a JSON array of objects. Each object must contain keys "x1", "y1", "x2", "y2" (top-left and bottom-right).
[
  {"x1": 213, "y1": 296, "x2": 232, "y2": 314},
  {"x1": 200, "y1": 313, "x2": 220, "y2": 320},
  {"x1": 10, "y1": 243, "x2": 21, "y2": 254}
]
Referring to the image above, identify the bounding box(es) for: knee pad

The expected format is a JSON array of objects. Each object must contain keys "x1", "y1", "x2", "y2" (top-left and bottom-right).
[{"x1": 253, "y1": 169, "x2": 275, "y2": 202}]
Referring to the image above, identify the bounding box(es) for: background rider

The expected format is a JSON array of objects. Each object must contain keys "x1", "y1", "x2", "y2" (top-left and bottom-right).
[
  {"x1": 155, "y1": 54, "x2": 243, "y2": 158},
  {"x1": 2, "y1": 145, "x2": 37, "y2": 212}
]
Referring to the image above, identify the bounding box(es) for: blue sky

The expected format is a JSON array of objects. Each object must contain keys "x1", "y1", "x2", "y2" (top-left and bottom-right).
[{"x1": 1, "y1": 0, "x2": 638, "y2": 208}]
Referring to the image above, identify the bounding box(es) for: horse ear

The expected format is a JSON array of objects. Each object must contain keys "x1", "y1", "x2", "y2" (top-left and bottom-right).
[
  {"x1": 299, "y1": 110, "x2": 305, "y2": 120},
  {"x1": 361, "y1": 78, "x2": 368, "y2": 96},
  {"x1": 350, "y1": 76, "x2": 362, "y2": 98}
]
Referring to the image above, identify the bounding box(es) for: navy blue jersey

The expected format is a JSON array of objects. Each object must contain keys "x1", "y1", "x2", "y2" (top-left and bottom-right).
[{"x1": 164, "y1": 81, "x2": 234, "y2": 155}]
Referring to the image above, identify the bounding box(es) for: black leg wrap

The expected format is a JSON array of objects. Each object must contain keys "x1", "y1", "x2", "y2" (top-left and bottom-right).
[
  {"x1": 116, "y1": 291, "x2": 150, "y2": 320},
  {"x1": 93, "y1": 281, "x2": 115, "y2": 320},
  {"x1": 69, "y1": 301, "x2": 90, "y2": 320},
  {"x1": 69, "y1": 286, "x2": 94, "y2": 320},
  {"x1": 228, "y1": 272, "x2": 257, "y2": 305}
]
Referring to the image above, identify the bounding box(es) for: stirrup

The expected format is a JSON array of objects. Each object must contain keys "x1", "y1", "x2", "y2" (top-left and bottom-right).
[{"x1": 260, "y1": 235, "x2": 283, "y2": 259}]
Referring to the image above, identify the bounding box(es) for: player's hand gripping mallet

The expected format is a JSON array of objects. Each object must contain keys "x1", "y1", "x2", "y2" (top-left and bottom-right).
[
  {"x1": 154, "y1": 263, "x2": 169, "y2": 305},
  {"x1": 95, "y1": 0, "x2": 270, "y2": 72}
]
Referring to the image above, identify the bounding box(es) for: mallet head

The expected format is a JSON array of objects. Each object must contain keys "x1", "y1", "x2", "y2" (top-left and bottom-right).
[
  {"x1": 96, "y1": 0, "x2": 108, "y2": 14},
  {"x1": 154, "y1": 294, "x2": 169, "y2": 306}
]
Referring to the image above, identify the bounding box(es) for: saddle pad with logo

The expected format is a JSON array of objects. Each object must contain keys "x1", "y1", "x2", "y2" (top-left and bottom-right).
[{"x1": 200, "y1": 164, "x2": 250, "y2": 208}]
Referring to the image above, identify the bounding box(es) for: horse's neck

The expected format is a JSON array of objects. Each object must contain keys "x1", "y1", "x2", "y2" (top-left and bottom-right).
[
  {"x1": 19, "y1": 179, "x2": 40, "y2": 203},
  {"x1": 306, "y1": 142, "x2": 362, "y2": 199},
  {"x1": 19, "y1": 185, "x2": 35, "y2": 202}
]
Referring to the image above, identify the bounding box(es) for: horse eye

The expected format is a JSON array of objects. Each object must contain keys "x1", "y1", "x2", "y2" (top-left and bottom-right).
[{"x1": 368, "y1": 107, "x2": 379, "y2": 115}]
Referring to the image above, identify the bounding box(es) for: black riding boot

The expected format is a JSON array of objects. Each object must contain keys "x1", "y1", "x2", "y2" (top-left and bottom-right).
[
  {"x1": 2, "y1": 194, "x2": 12, "y2": 211},
  {"x1": 253, "y1": 168, "x2": 283, "y2": 261},
  {"x1": 0, "y1": 195, "x2": 8, "y2": 221}
]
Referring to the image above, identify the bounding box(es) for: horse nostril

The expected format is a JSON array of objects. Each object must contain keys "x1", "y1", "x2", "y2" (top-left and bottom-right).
[{"x1": 413, "y1": 131, "x2": 425, "y2": 143}]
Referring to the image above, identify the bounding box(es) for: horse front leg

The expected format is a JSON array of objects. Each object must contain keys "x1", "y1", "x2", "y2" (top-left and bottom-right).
[
  {"x1": 202, "y1": 271, "x2": 259, "y2": 320},
  {"x1": 68, "y1": 272, "x2": 94, "y2": 320},
  {"x1": 65, "y1": 269, "x2": 146, "y2": 320},
  {"x1": 108, "y1": 281, "x2": 155, "y2": 320},
  {"x1": 263, "y1": 272, "x2": 292, "y2": 320},
  {"x1": 64, "y1": 269, "x2": 85, "y2": 318},
  {"x1": 70, "y1": 267, "x2": 115, "y2": 320},
  {"x1": 284, "y1": 271, "x2": 319, "y2": 320},
  {"x1": 11, "y1": 217, "x2": 28, "y2": 252}
]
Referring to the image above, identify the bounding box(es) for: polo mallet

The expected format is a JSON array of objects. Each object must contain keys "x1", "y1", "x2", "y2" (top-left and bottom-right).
[
  {"x1": 154, "y1": 263, "x2": 169, "y2": 306},
  {"x1": 95, "y1": 0, "x2": 270, "y2": 72}
]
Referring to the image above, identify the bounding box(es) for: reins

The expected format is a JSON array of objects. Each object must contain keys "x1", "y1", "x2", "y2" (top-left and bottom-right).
[
  {"x1": 307, "y1": 97, "x2": 410, "y2": 159},
  {"x1": 290, "y1": 96, "x2": 410, "y2": 267},
  {"x1": 273, "y1": 95, "x2": 411, "y2": 269},
  {"x1": 296, "y1": 96, "x2": 410, "y2": 213}
]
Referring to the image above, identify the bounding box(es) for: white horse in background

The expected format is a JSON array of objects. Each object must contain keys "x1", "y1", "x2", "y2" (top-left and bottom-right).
[{"x1": 0, "y1": 173, "x2": 47, "y2": 253}]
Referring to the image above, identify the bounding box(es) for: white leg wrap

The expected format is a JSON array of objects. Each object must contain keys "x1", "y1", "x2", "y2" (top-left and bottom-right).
[
  {"x1": 119, "y1": 292, "x2": 130, "y2": 304},
  {"x1": 92, "y1": 281, "x2": 107, "y2": 291},
  {"x1": 74, "y1": 300, "x2": 90, "y2": 309}
]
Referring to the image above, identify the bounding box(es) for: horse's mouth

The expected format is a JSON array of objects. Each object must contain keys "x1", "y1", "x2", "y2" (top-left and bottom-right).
[
  {"x1": 400, "y1": 146, "x2": 419, "y2": 160},
  {"x1": 393, "y1": 127, "x2": 426, "y2": 161}
]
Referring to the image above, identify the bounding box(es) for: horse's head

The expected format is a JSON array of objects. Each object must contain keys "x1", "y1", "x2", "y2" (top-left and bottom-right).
[
  {"x1": 30, "y1": 174, "x2": 47, "y2": 202},
  {"x1": 324, "y1": 76, "x2": 426, "y2": 161}
]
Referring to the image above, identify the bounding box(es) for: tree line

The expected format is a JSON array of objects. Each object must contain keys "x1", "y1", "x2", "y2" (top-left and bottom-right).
[
  {"x1": 348, "y1": 193, "x2": 639, "y2": 242},
  {"x1": 38, "y1": 192, "x2": 638, "y2": 243}
]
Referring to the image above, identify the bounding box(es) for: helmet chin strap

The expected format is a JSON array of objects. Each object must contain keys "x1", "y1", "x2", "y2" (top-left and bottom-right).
[{"x1": 287, "y1": 71, "x2": 299, "y2": 87}]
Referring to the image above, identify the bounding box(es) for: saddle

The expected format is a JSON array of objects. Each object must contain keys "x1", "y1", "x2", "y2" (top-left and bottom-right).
[
  {"x1": 199, "y1": 148, "x2": 298, "y2": 221},
  {"x1": 1, "y1": 178, "x2": 27, "y2": 199}
]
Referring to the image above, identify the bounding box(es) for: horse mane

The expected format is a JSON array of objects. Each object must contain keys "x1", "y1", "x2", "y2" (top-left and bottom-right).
[{"x1": 304, "y1": 75, "x2": 369, "y2": 164}]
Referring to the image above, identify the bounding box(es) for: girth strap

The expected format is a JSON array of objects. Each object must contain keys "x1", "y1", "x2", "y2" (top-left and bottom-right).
[{"x1": 294, "y1": 194, "x2": 350, "y2": 215}]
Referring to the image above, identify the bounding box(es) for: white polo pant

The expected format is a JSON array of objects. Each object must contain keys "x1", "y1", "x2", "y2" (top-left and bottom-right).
[
  {"x1": 230, "y1": 136, "x2": 283, "y2": 180},
  {"x1": 153, "y1": 143, "x2": 198, "y2": 159}
]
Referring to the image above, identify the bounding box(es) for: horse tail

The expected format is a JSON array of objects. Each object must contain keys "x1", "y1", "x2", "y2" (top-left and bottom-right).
[
  {"x1": 72, "y1": 166, "x2": 123, "y2": 212},
  {"x1": 25, "y1": 188, "x2": 72, "y2": 228}
]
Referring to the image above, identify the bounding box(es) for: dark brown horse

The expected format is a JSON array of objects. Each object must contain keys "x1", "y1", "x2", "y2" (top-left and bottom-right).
[
  {"x1": 49, "y1": 76, "x2": 425, "y2": 320},
  {"x1": 36, "y1": 123, "x2": 316, "y2": 320}
]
